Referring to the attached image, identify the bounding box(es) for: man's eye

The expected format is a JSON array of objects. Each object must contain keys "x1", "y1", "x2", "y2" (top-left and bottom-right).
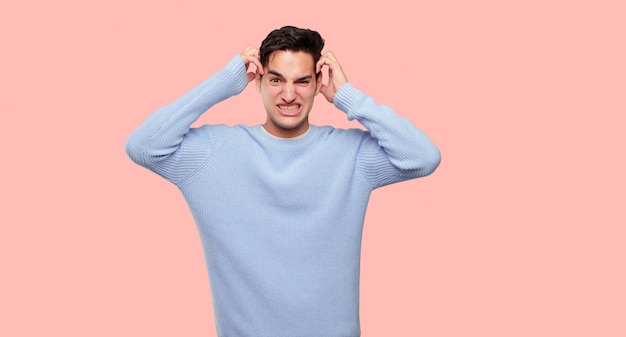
[{"x1": 269, "y1": 78, "x2": 280, "y2": 83}]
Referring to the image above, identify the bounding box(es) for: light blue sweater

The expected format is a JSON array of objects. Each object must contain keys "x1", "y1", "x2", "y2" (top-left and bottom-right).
[{"x1": 126, "y1": 55, "x2": 440, "y2": 337}]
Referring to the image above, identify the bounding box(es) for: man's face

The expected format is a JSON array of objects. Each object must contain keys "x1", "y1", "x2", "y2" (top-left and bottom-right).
[{"x1": 256, "y1": 50, "x2": 321, "y2": 138}]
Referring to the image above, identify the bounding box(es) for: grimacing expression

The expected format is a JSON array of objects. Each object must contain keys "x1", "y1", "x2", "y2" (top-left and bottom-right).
[{"x1": 256, "y1": 50, "x2": 322, "y2": 138}]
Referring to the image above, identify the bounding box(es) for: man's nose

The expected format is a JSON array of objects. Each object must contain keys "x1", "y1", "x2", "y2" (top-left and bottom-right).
[{"x1": 281, "y1": 82, "x2": 296, "y2": 102}]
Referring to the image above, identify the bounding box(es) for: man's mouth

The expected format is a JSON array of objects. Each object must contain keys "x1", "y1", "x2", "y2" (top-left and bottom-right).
[{"x1": 277, "y1": 104, "x2": 301, "y2": 116}]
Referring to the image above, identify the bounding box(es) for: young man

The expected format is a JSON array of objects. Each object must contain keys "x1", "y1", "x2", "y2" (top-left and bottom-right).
[{"x1": 126, "y1": 26, "x2": 440, "y2": 337}]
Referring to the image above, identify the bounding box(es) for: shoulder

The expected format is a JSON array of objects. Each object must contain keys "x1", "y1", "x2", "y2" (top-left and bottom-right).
[
  {"x1": 312, "y1": 125, "x2": 371, "y2": 146},
  {"x1": 313, "y1": 125, "x2": 368, "y2": 138},
  {"x1": 190, "y1": 124, "x2": 253, "y2": 136},
  {"x1": 183, "y1": 124, "x2": 256, "y2": 149}
]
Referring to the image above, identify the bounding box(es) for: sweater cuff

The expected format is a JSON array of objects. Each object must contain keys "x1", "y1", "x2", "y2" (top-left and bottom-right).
[
  {"x1": 333, "y1": 83, "x2": 367, "y2": 121},
  {"x1": 220, "y1": 54, "x2": 250, "y2": 95}
]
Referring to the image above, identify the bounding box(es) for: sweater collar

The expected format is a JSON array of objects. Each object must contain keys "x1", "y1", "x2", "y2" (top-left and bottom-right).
[{"x1": 259, "y1": 125, "x2": 312, "y2": 141}]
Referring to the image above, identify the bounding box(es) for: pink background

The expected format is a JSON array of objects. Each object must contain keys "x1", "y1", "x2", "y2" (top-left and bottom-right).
[{"x1": 1, "y1": 1, "x2": 624, "y2": 336}]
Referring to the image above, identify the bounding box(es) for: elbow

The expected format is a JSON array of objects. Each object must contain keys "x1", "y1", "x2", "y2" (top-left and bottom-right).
[
  {"x1": 396, "y1": 145, "x2": 441, "y2": 177},
  {"x1": 125, "y1": 132, "x2": 149, "y2": 166},
  {"x1": 397, "y1": 129, "x2": 441, "y2": 177},
  {"x1": 418, "y1": 146, "x2": 441, "y2": 177},
  {"x1": 125, "y1": 130, "x2": 179, "y2": 168}
]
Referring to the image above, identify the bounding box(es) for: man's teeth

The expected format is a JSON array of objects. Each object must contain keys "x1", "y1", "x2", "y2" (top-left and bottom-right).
[{"x1": 279, "y1": 105, "x2": 299, "y2": 111}]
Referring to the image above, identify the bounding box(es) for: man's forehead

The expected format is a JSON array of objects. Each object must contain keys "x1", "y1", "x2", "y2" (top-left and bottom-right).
[
  {"x1": 268, "y1": 49, "x2": 314, "y2": 62},
  {"x1": 267, "y1": 50, "x2": 316, "y2": 75}
]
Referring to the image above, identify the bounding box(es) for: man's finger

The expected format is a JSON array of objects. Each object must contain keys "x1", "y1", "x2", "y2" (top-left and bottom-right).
[
  {"x1": 253, "y1": 58, "x2": 264, "y2": 75},
  {"x1": 316, "y1": 55, "x2": 330, "y2": 73}
]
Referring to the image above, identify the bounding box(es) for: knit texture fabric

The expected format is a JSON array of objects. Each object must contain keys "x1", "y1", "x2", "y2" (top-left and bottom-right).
[{"x1": 126, "y1": 55, "x2": 440, "y2": 337}]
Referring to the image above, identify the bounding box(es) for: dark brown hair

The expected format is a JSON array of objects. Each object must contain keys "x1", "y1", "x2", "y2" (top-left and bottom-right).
[{"x1": 259, "y1": 26, "x2": 325, "y2": 69}]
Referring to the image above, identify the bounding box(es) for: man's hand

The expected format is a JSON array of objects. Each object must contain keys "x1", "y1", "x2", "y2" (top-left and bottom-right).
[
  {"x1": 316, "y1": 51, "x2": 348, "y2": 103},
  {"x1": 240, "y1": 45, "x2": 264, "y2": 82}
]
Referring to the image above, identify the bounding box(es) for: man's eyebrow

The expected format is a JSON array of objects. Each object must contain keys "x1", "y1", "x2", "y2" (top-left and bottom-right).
[
  {"x1": 267, "y1": 70, "x2": 285, "y2": 78},
  {"x1": 267, "y1": 70, "x2": 313, "y2": 82}
]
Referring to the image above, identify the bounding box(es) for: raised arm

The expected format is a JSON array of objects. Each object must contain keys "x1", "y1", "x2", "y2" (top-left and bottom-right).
[
  {"x1": 317, "y1": 52, "x2": 441, "y2": 188},
  {"x1": 125, "y1": 47, "x2": 261, "y2": 183}
]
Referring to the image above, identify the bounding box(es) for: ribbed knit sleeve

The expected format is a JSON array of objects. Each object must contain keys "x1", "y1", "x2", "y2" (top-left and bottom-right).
[
  {"x1": 125, "y1": 55, "x2": 249, "y2": 184},
  {"x1": 334, "y1": 83, "x2": 441, "y2": 189}
]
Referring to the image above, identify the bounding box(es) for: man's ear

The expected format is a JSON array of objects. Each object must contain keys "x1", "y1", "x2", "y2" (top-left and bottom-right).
[
  {"x1": 315, "y1": 72, "x2": 323, "y2": 95},
  {"x1": 255, "y1": 72, "x2": 262, "y2": 92}
]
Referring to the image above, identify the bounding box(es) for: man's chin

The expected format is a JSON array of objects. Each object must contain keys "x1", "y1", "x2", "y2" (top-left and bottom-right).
[
  {"x1": 265, "y1": 117, "x2": 309, "y2": 137},
  {"x1": 280, "y1": 120, "x2": 303, "y2": 129}
]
